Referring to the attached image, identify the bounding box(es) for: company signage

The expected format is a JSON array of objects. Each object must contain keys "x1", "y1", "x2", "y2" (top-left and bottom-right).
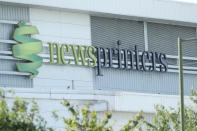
[
  {"x1": 12, "y1": 21, "x2": 43, "y2": 78},
  {"x1": 12, "y1": 21, "x2": 168, "y2": 78},
  {"x1": 48, "y1": 42, "x2": 168, "y2": 76}
]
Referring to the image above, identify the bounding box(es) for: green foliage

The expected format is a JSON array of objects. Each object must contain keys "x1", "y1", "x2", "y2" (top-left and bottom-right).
[
  {"x1": 0, "y1": 89, "x2": 52, "y2": 131},
  {"x1": 53, "y1": 100, "x2": 113, "y2": 131},
  {"x1": 121, "y1": 111, "x2": 147, "y2": 131},
  {"x1": 123, "y1": 89, "x2": 197, "y2": 131},
  {"x1": 4, "y1": 88, "x2": 197, "y2": 131}
]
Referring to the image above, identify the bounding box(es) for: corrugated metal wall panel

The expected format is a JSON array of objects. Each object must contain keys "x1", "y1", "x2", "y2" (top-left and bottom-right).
[
  {"x1": 93, "y1": 68, "x2": 195, "y2": 95},
  {"x1": 147, "y1": 22, "x2": 197, "y2": 57},
  {"x1": 0, "y1": 3, "x2": 32, "y2": 88},
  {"x1": 91, "y1": 16, "x2": 197, "y2": 95},
  {"x1": 0, "y1": 4, "x2": 29, "y2": 21},
  {"x1": 91, "y1": 16, "x2": 145, "y2": 50},
  {"x1": 0, "y1": 23, "x2": 15, "y2": 40},
  {"x1": 0, "y1": 75, "x2": 32, "y2": 88},
  {"x1": 0, "y1": 59, "x2": 17, "y2": 71}
]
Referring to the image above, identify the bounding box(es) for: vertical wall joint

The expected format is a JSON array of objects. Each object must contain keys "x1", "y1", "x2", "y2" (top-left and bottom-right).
[{"x1": 144, "y1": 21, "x2": 148, "y2": 51}]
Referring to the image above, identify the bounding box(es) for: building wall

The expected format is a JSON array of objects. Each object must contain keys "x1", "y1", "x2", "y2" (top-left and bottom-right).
[
  {"x1": 0, "y1": 3, "x2": 32, "y2": 88},
  {"x1": 3, "y1": 0, "x2": 197, "y2": 25},
  {"x1": 94, "y1": 69, "x2": 197, "y2": 95},
  {"x1": 91, "y1": 16, "x2": 197, "y2": 95},
  {"x1": 91, "y1": 16, "x2": 145, "y2": 50},
  {"x1": 30, "y1": 8, "x2": 94, "y2": 91},
  {"x1": 147, "y1": 22, "x2": 197, "y2": 57},
  {"x1": 1, "y1": 5, "x2": 197, "y2": 95},
  {"x1": 0, "y1": 1, "x2": 197, "y2": 130},
  {"x1": 5, "y1": 88, "x2": 192, "y2": 130}
]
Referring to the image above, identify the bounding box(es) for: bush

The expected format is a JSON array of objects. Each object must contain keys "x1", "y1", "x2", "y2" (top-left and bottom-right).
[
  {"x1": 53, "y1": 100, "x2": 113, "y2": 131},
  {"x1": 0, "y1": 89, "x2": 52, "y2": 131},
  {"x1": 4, "y1": 88, "x2": 197, "y2": 131},
  {"x1": 127, "y1": 89, "x2": 197, "y2": 131}
]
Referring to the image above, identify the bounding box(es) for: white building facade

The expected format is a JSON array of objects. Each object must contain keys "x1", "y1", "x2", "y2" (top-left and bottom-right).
[{"x1": 0, "y1": 0, "x2": 197, "y2": 130}]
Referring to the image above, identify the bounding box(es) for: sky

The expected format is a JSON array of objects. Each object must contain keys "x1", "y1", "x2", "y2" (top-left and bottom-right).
[{"x1": 172, "y1": 0, "x2": 197, "y2": 4}]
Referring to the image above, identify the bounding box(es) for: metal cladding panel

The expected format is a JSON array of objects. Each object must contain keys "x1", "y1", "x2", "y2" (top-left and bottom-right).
[
  {"x1": 0, "y1": 23, "x2": 15, "y2": 40},
  {"x1": 91, "y1": 16, "x2": 145, "y2": 50},
  {"x1": 91, "y1": 16, "x2": 197, "y2": 95},
  {"x1": 0, "y1": 75, "x2": 32, "y2": 88},
  {"x1": 93, "y1": 68, "x2": 195, "y2": 95},
  {"x1": 0, "y1": 3, "x2": 29, "y2": 21},
  {"x1": 147, "y1": 22, "x2": 197, "y2": 57},
  {"x1": 0, "y1": 59, "x2": 17, "y2": 71},
  {"x1": 0, "y1": 3, "x2": 32, "y2": 88},
  {"x1": 0, "y1": 23, "x2": 14, "y2": 51}
]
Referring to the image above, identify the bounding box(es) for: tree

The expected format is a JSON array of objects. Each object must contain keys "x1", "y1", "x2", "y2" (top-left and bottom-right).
[{"x1": 0, "y1": 89, "x2": 52, "y2": 131}]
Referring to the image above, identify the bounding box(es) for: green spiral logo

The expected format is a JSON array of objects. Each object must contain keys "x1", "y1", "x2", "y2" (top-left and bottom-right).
[{"x1": 12, "y1": 21, "x2": 43, "y2": 78}]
